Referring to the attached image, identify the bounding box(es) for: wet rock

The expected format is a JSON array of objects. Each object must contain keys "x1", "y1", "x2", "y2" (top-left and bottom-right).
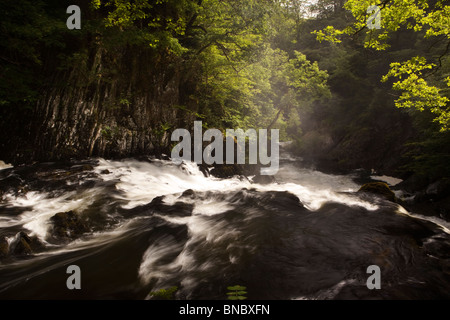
[
  {"x1": 0, "y1": 174, "x2": 23, "y2": 189},
  {"x1": 169, "y1": 202, "x2": 195, "y2": 217},
  {"x1": 29, "y1": 235, "x2": 46, "y2": 253},
  {"x1": 436, "y1": 197, "x2": 450, "y2": 221},
  {"x1": 395, "y1": 174, "x2": 430, "y2": 194},
  {"x1": 198, "y1": 164, "x2": 210, "y2": 177},
  {"x1": 252, "y1": 175, "x2": 276, "y2": 184},
  {"x1": 125, "y1": 194, "x2": 194, "y2": 217},
  {"x1": 46, "y1": 163, "x2": 95, "y2": 181},
  {"x1": 210, "y1": 164, "x2": 243, "y2": 178},
  {"x1": 0, "y1": 231, "x2": 45, "y2": 258},
  {"x1": 0, "y1": 237, "x2": 9, "y2": 257},
  {"x1": 83, "y1": 164, "x2": 94, "y2": 171},
  {"x1": 423, "y1": 236, "x2": 450, "y2": 259},
  {"x1": 17, "y1": 185, "x2": 29, "y2": 194},
  {"x1": 425, "y1": 179, "x2": 450, "y2": 201},
  {"x1": 12, "y1": 232, "x2": 33, "y2": 255},
  {"x1": 153, "y1": 199, "x2": 194, "y2": 217},
  {"x1": 160, "y1": 154, "x2": 171, "y2": 161},
  {"x1": 399, "y1": 178, "x2": 450, "y2": 222},
  {"x1": 149, "y1": 196, "x2": 165, "y2": 207},
  {"x1": 50, "y1": 211, "x2": 88, "y2": 240},
  {"x1": 101, "y1": 169, "x2": 111, "y2": 174},
  {"x1": 263, "y1": 191, "x2": 304, "y2": 211},
  {"x1": 66, "y1": 164, "x2": 94, "y2": 175},
  {"x1": 0, "y1": 174, "x2": 26, "y2": 196},
  {"x1": 358, "y1": 182, "x2": 396, "y2": 202},
  {"x1": 180, "y1": 189, "x2": 196, "y2": 199}
]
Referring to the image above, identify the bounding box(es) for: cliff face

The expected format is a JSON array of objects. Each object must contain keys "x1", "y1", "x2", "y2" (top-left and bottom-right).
[{"x1": 3, "y1": 40, "x2": 196, "y2": 165}]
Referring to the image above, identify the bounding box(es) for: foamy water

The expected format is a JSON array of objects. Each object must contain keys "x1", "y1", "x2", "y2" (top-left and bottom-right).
[{"x1": 1, "y1": 156, "x2": 449, "y2": 300}]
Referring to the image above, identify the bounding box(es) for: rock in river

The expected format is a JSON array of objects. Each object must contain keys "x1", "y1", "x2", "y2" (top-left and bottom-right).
[
  {"x1": 358, "y1": 182, "x2": 396, "y2": 202},
  {"x1": 50, "y1": 211, "x2": 88, "y2": 240},
  {"x1": 0, "y1": 237, "x2": 9, "y2": 257}
]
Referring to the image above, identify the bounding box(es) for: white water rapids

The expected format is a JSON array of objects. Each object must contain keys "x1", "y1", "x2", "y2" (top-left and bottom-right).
[
  {"x1": 0, "y1": 155, "x2": 449, "y2": 299},
  {"x1": 1, "y1": 156, "x2": 379, "y2": 241}
]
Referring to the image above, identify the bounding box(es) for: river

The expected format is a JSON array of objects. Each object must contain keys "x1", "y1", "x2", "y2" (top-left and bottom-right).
[{"x1": 0, "y1": 153, "x2": 449, "y2": 299}]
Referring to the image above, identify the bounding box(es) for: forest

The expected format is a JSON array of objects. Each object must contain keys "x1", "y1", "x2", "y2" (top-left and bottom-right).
[
  {"x1": 0, "y1": 0, "x2": 450, "y2": 301},
  {"x1": 1, "y1": 0, "x2": 450, "y2": 184}
]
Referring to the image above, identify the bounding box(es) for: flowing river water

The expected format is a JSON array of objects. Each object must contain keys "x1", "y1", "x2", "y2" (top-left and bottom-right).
[{"x1": 0, "y1": 153, "x2": 449, "y2": 299}]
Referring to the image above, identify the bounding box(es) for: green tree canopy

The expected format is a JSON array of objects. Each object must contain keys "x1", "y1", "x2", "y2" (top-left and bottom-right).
[
  {"x1": 314, "y1": 0, "x2": 450, "y2": 131},
  {"x1": 92, "y1": 0, "x2": 330, "y2": 137}
]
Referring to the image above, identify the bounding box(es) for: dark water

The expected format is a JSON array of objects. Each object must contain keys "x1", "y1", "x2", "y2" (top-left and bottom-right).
[{"x1": 0, "y1": 156, "x2": 449, "y2": 300}]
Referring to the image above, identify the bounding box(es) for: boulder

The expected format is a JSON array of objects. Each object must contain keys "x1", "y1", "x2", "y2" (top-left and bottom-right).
[
  {"x1": 210, "y1": 165, "x2": 243, "y2": 179},
  {"x1": 69, "y1": 164, "x2": 94, "y2": 172},
  {"x1": 358, "y1": 182, "x2": 396, "y2": 202},
  {"x1": 3, "y1": 232, "x2": 45, "y2": 257},
  {"x1": 149, "y1": 196, "x2": 194, "y2": 217},
  {"x1": 0, "y1": 174, "x2": 25, "y2": 197},
  {"x1": 425, "y1": 178, "x2": 450, "y2": 201},
  {"x1": 29, "y1": 235, "x2": 46, "y2": 253},
  {"x1": 198, "y1": 164, "x2": 210, "y2": 177},
  {"x1": 50, "y1": 211, "x2": 88, "y2": 240},
  {"x1": 160, "y1": 154, "x2": 171, "y2": 161},
  {"x1": 128, "y1": 194, "x2": 195, "y2": 217},
  {"x1": 0, "y1": 237, "x2": 9, "y2": 257},
  {"x1": 395, "y1": 174, "x2": 430, "y2": 194},
  {"x1": 180, "y1": 189, "x2": 196, "y2": 199},
  {"x1": 12, "y1": 232, "x2": 33, "y2": 255},
  {"x1": 252, "y1": 175, "x2": 276, "y2": 184}
]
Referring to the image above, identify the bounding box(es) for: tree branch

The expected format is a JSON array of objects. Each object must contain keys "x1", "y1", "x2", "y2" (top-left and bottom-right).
[
  {"x1": 268, "y1": 108, "x2": 283, "y2": 130},
  {"x1": 215, "y1": 41, "x2": 239, "y2": 74},
  {"x1": 186, "y1": 0, "x2": 203, "y2": 33},
  {"x1": 352, "y1": 0, "x2": 391, "y2": 37},
  {"x1": 425, "y1": 39, "x2": 450, "y2": 78}
]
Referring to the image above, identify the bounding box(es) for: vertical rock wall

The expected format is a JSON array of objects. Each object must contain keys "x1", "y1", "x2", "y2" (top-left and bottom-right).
[{"x1": 16, "y1": 43, "x2": 196, "y2": 163}]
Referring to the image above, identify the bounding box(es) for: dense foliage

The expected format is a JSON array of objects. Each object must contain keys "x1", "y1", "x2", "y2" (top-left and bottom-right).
[
  {"x1": 309, "y1": 0, "x2": 450, "y2": 180},
  {"x1": 314, "y1": 0, "x2": 450, "y2": 132},
  {"x1": 0, "y1": 0, "x2": 449, "y2": 182}
]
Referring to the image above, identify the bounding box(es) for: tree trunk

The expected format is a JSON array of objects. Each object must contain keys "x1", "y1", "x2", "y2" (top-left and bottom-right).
[{"x1": 268, "y1": 108, "x2": 284, "y2": 130}]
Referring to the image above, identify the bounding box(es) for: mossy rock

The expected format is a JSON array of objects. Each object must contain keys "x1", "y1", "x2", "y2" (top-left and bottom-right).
[
  {"x1": 81, "y1": 164, "x2": 95, "y2": 171},
  {"x1": 149, "y1": 286, "x2": 178, "y2": 300},
  {"x1": 50, "y1": 211, "x2": 88, "y2": 240},
  {"x1": 358, "y1": 182, "x2": 396, "y2": 202}
]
